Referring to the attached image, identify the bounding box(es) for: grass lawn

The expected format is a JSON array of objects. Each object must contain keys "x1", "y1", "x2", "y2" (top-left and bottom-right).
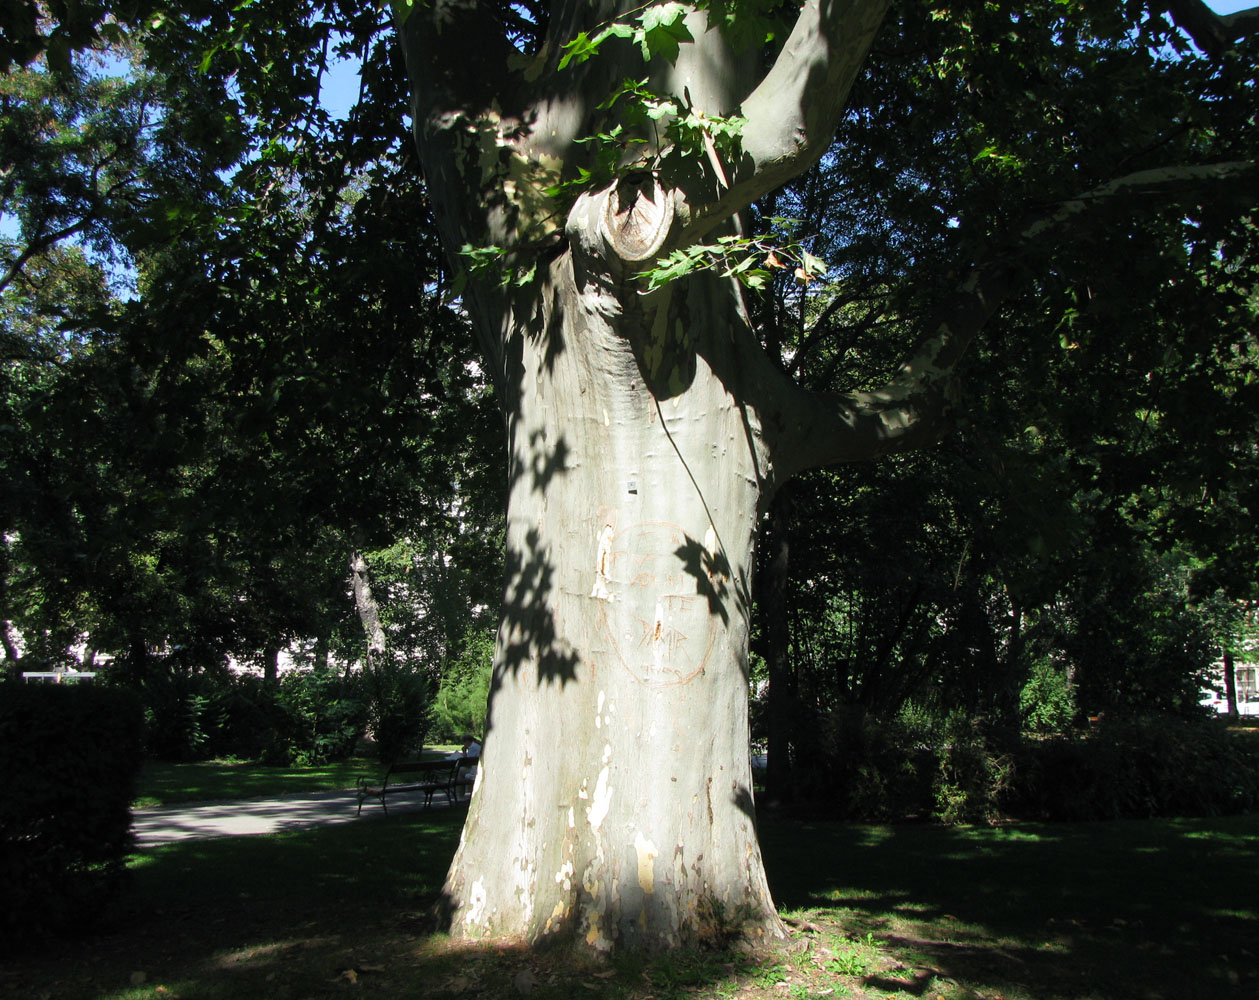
[
  {"x1": 133, "y1": 748, "x2": 462, "y2": 807},
  {"x1": 5, "y1": 770, "x2": 1256, "y2": 1000}
]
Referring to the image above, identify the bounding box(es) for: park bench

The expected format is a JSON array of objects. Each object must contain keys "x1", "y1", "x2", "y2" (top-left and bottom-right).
[{"x1": 355, "y1": 756, "x2": 472, "y2": 816}]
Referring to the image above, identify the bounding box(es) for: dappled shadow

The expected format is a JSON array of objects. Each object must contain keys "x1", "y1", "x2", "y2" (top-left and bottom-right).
[
  {"x1": 493, "y1": 527, "x2": 580, "y2": 690},
  {"x1": 758, "y1": 813, "x2": 1259, "y2": 1000},
  {"x1": 2, "y1": 808, "x2": 784, "y2": 1000},
  {"x1": 525, "y1": 428, "x2": 570, "y2": 496},
  {"x1": 674, "y1": 535, "x2": 733, "y2": 625},
  {"x1": 732, "y1": 782, "x2": 757, "y2": 824}
]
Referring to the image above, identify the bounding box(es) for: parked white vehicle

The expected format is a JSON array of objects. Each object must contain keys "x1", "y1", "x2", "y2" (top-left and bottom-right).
[{"x1": 1201, "y1": 689, "x2": 1259, "y2": 716}]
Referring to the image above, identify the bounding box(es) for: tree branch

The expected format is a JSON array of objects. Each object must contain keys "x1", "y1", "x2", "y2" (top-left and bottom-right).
[
  {"x1": 1157, "y1": 1, "x2": 1259, "y2": 57},
  {"x1": 683, "y1": 0, "x2": 894, "y2": 241},
  {"x1": 765, "y1": 159, "x2": 1258, "y2": 481}
]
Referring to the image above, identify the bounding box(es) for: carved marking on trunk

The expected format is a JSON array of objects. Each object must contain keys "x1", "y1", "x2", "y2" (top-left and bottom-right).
[{"x1": 596, "y1": 522, "x2": 717, "y2": 686}]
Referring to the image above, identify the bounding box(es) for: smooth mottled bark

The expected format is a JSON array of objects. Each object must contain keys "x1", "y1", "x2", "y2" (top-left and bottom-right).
[{"x1": 349, "y1": 550, "x2": 387, "y2": 666}]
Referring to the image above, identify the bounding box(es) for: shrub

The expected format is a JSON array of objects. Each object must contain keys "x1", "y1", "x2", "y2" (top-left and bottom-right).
[
  {"x1": 1019, "y1": 658, "x2": 1076, "y2": 734},
  {"x1": 273, "y1": 666, "x2": 366, "y2": 765},
  {"x1": 932, "y1": 713, "x2": 1015, "y2": 826},
  {"x1": 794, "y1": 705, "x2": 935, "y2": 822},
  {"x1": 1011, "y1": 714, "x2": 1259, "y2": 821},
  {"x1": 202, "y1": 672, "x2": 287, "y2": 761},
  {"x1": 794, "y1": 707, "x2": 1259, "y2": 825},
  {"x1": 364, "y1": 659, "x2": 431, "y2": 764},
  {"x1": 0, "y1": 684, "x2": 144, "y2": 952},
  {"x1": 430, "y1": 627, "x2": 493, "y2": 743},
  {"x1": 140, "y1": 666, "x2": 225, "y2": 761}
]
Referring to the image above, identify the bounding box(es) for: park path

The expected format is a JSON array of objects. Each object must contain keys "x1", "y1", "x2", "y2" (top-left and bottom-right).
[{"x1": 131, "y1": 786, "x2": 455, "y2": 848}]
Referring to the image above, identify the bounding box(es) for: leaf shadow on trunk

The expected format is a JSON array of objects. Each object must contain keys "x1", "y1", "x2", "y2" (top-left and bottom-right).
[
  {"x1": 674, "y1": 535, "x2": 736, "y2": 628},
  {"x1": 492, "y1": 527, "x2": 579, "y2": 694}
]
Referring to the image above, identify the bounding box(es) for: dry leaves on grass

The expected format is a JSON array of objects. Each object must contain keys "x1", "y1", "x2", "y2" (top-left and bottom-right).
[{"x1": 335, "y1": 964, "x2": 386, "y2": 984}]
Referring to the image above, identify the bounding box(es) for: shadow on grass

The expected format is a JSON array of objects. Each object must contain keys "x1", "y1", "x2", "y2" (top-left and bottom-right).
[
  {"x1": 5, "y1": 807, "x2": 1258, "y2": 1000},
  {"x1": 4, "y1": 806, "x2": 764, "y2": 1000},
  {"x1": 2, "y1": 807, "x2": 468, "y2": 1000},
  {"x1": 758, "y1": 812, "x2": 1259, "y2": 1000}
]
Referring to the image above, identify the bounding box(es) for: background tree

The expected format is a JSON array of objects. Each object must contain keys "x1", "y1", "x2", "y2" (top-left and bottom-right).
[{"x1": 1, "y1": 4, "x2": 502, "y2": 702}]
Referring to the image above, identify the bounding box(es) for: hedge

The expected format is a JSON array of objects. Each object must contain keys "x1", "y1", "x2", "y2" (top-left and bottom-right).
[{"x1": 0, "y1": 684, "x2": 144, "y2": 951}]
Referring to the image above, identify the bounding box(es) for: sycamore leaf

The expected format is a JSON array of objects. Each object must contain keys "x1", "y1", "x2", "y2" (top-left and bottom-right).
[
  {"x1": 557, "y1": 31, "x2": 599, "y2": 70},
  {"x1": 637, "y1": 2, "x2": 693, "y2": 63},
  {"x1": 801, "y1": 250, "x2": 827, "y2": 277},
  {"x1": 559, "y1": 23, "x2": 635, "y2": 70},
  {"x1": 737, "y1": 268, "x2": 771, "y2": 290}
]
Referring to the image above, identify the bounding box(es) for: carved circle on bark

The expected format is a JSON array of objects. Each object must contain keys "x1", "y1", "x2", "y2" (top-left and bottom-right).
[
  {"x1": 599, "y1": 174, "x2": 675, "y2": 262},
  {"x1": 595, "y1": 521, "x2": 716, "y2": 686}
]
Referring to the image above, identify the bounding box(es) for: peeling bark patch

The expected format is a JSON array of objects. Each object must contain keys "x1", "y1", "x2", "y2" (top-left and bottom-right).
[
  {"x1": 587, "y1": 766, "x2": 612, "y2": 829},
  {"x1": 466, "y1": 878, "x2": 488, "y2": 929},
  {"x1": 634, "y1": 832, "x2": 658, "y2": 896},
  {"x1": 591, "y1": 524, "x2": 615, "y2": 600}
]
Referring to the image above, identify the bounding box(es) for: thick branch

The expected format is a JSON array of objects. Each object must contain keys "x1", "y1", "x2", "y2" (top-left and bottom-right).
[
  {"x1": 0, "y1": 217, "x2": 92, "y2": 295},
  {"x1": 683, "y1": 0, "x2": 893, "y2": 240},
  {"x1": 1158, "y1": 1, "x2": 1259, "y2": 57},
  {"x1": 767, "y1": 159, "x2": 1258, "y2": 480}
]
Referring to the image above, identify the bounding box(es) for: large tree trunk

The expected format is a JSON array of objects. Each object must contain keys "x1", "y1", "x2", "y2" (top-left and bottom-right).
[
  {"x1": 396, "y1": 0, "x2": 991, "y2": 954},
  {"x1": 441, "y1": 231, "x2": 784, "y2": 949},
  {"x1": 392, "y1": 0, "x2": 1257, "y2": 954}
]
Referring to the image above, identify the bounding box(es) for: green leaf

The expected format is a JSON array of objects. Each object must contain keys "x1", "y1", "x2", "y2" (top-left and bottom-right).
[
  {"x1": 637, "y1": 2, "x2": 693, "y2": 63},
  {"x1": 558, "y1": 31, "x2": 599, "y2": 71},
  {"x1": 388, "y1": 0, "x2": 417, "y2": 22}
]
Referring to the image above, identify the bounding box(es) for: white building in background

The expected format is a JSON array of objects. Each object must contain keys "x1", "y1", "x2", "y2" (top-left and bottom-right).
[{"x1": 1202, "y1": 659, "x2": 1259, "y2": 716}]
